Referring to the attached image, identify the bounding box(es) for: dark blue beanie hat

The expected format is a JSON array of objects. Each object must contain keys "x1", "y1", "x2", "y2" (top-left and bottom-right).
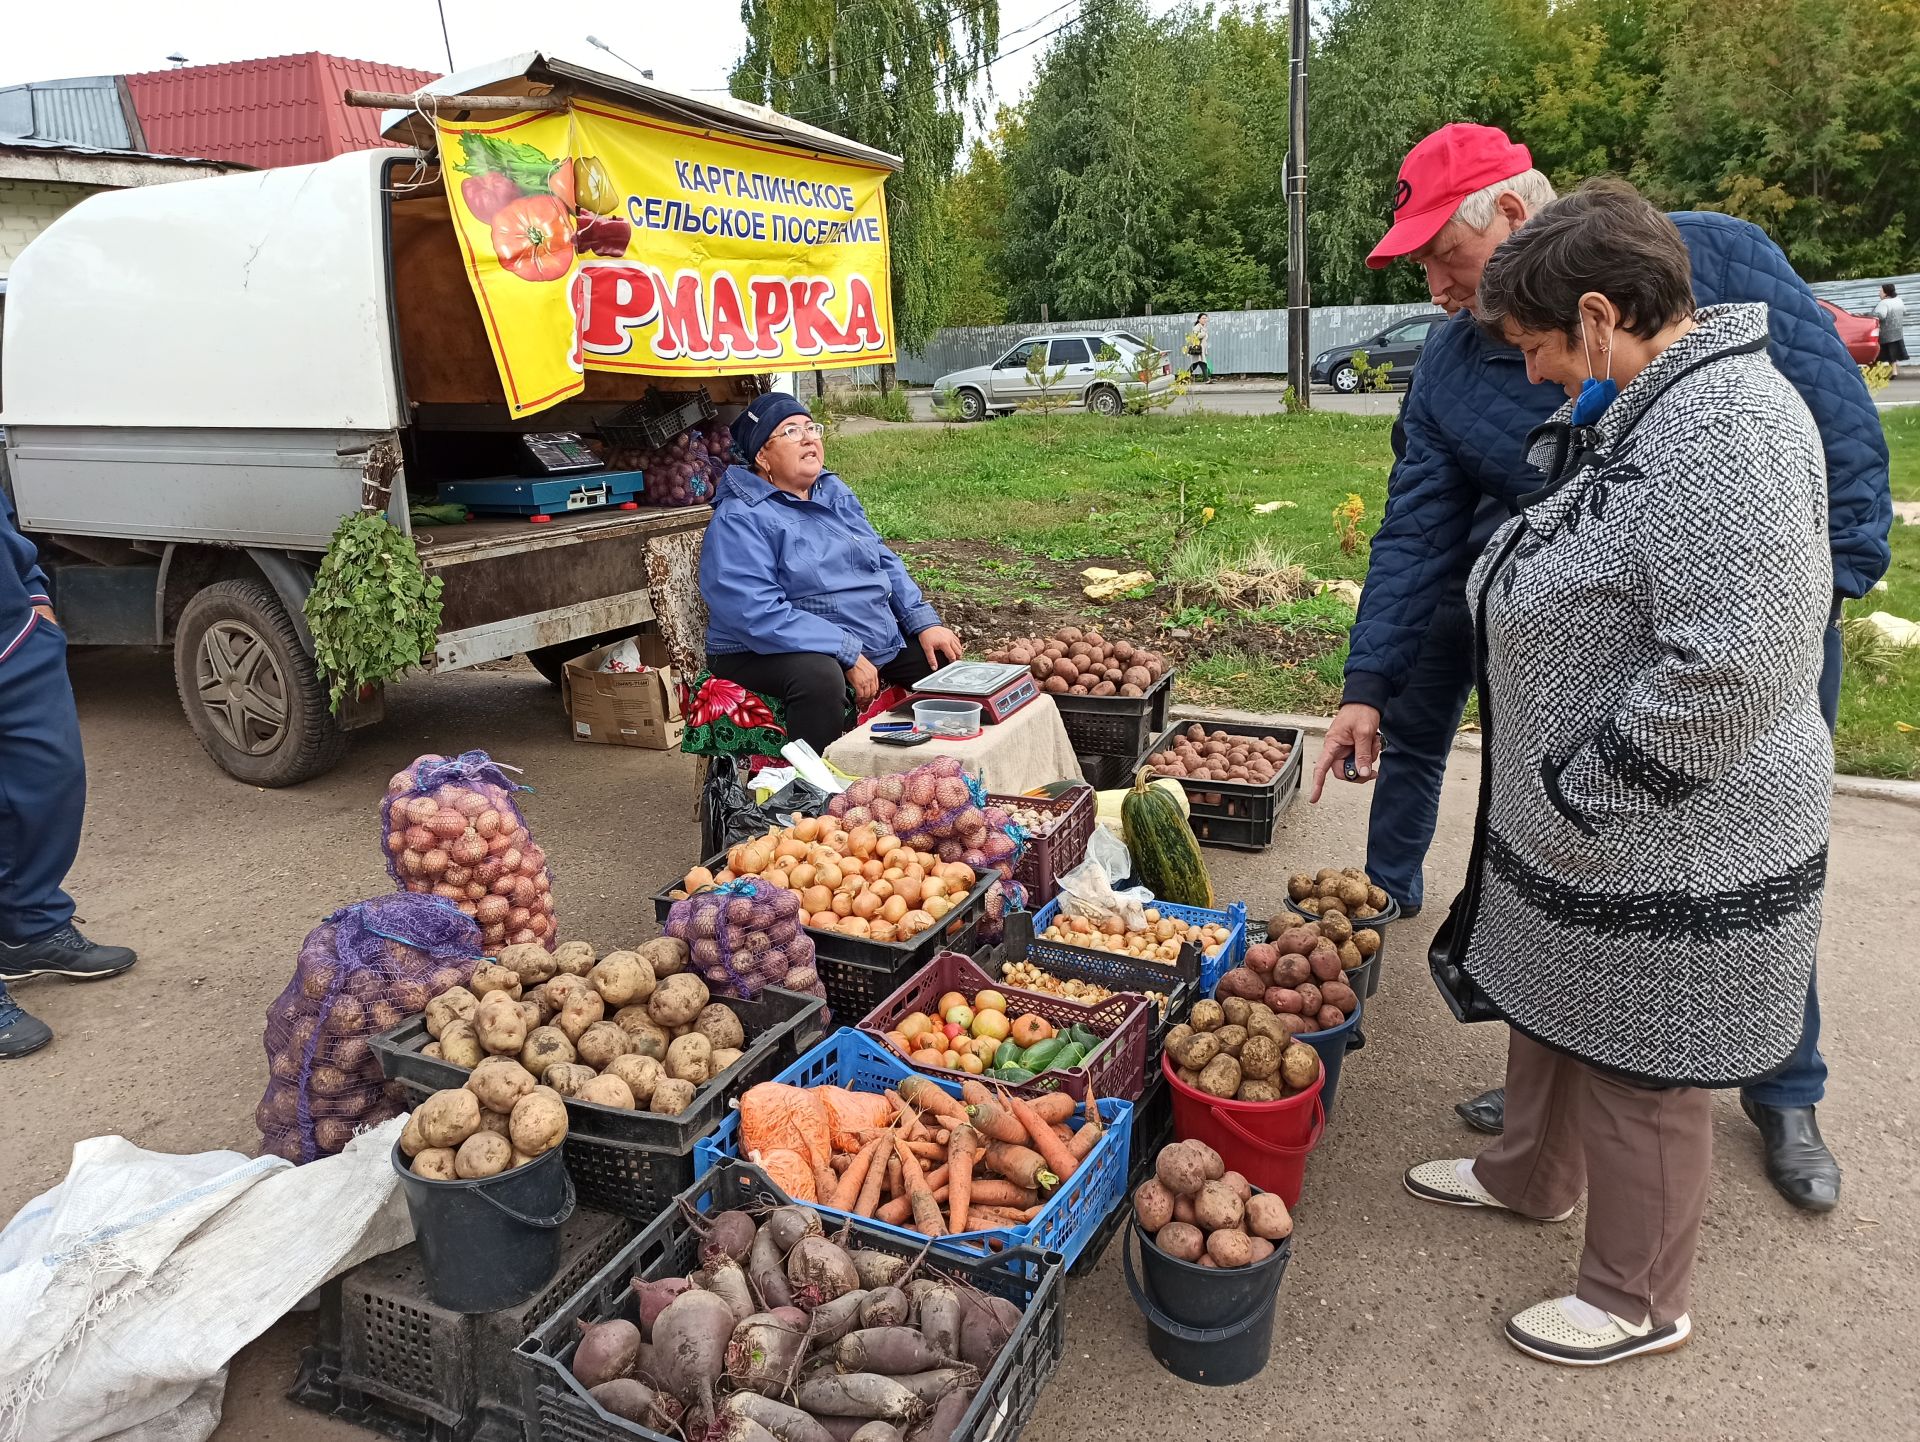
[{"x1": 730, "y1": 393, "x2": 812, "y2": 466}]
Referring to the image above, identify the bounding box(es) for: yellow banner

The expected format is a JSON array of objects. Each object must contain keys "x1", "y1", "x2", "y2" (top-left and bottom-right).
[{"x1": 437, "y1": 104, "x2": 896, "y2": 418}]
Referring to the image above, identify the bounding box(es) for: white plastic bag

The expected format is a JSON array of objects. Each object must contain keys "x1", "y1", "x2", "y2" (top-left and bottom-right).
[
  {"x1": 0, "y1": 1117, "x2": 412, "y2": 1442},
  {"x1": 1055, "y1": 854, "x2": 1152, "y2": 932},
  {"x1": 596, "y1": 637, "x2": 650, "y2": 673}
]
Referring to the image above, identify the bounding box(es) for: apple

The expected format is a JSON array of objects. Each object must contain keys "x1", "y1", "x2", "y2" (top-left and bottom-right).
[
  {"x1": 942, "y1": 1021, "x2": 962, "y2": 1040},
  {"x1": 944, "y1": 1004, "x2": 975, "y2": 1030}
]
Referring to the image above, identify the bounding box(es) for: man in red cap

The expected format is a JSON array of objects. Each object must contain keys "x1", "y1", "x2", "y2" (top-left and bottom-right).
[{"x1": 1310, "y1": 123, "x2": 1892, "y2": 1215}]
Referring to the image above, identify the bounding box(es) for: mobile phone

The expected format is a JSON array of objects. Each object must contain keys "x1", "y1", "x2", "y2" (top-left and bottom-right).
[{"x1": 873, "y1": 730, "x2": 934, "y2": 747}]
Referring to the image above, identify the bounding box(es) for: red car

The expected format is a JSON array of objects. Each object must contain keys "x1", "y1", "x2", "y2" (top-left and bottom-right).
[{"x1": 1817, "y1": 298, "x2": 1881, "y2": 364}]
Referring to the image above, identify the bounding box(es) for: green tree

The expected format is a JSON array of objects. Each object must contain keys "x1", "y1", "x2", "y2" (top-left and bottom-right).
[
  {"x1": 942, "y1": 131, "x2": 1012, "y2": 326},
  {"x1": 730, "y1": 0, "x2": 1000, "y2": 353}
]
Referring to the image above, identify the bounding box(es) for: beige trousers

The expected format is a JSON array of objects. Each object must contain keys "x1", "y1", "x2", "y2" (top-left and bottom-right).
[{"x1": 1473, "y1": 1030, "x2": 1712, "y2": 1326}]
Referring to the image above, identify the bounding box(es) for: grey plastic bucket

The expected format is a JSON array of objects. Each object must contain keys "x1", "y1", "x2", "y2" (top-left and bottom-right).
[{"x1": 391, "y1": 1139, "x2": 576, "y2": 1313}]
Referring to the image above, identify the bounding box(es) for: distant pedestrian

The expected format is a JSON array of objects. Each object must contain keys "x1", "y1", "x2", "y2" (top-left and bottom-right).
[
  {"x1": 1876, "y1": 283, "x2": 1907, "y2": 377},
  {"x1": 1186, "y1": 313, "x2": 1211, "y2": 381}
]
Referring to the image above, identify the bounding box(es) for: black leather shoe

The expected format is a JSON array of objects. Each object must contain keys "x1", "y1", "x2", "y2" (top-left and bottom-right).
[
  {"x1": 0, "y1": 992, "x2": 53, "y2": 1059},
  {"x1": 1741, "y1": 1096, "x2": 1841, "y2": 1213},
  {"x1": 1456, "y1": 1086, "x2": 1506, "y2": 1135},
  {"x1": 0, "y1": 924, "x2": 137, "y2": 983}
]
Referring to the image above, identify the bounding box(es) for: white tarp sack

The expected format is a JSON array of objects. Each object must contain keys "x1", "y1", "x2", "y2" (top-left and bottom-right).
[{"x1": 0, "y1": 1116, "x2": 413, "y2": 1442}]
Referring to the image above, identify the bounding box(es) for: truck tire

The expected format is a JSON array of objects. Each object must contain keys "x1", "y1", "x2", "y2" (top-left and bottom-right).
[{"x1": 174, "y1": 578, "x2": 350, "y2": 786}]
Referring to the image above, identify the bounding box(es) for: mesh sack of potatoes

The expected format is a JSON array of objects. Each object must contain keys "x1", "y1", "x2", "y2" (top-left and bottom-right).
[{"x1": 664, "y1": 878, "x2": 823, "y2": 1001}]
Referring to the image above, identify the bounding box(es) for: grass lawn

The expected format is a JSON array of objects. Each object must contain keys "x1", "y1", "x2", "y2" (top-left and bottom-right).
[{"x1": 830, "y1": 410, "x2": 1919, "y2": 779}]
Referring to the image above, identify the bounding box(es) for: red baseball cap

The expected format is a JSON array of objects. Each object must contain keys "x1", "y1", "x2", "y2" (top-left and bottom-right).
[{"x1": 1366, "y1": 124, "x2": 1533, "y2": 269}]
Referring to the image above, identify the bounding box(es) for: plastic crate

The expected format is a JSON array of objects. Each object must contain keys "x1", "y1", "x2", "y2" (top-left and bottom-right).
[
  {"x1": 857, "y1": 950, "x2": 1153, "y2": 1102},
  {"x1": 1076, "y1": 750, "x2": 1139, "y2": 792},
  {"x1": 1052, "y1": 669, "x2": 1173, "y2": 759},
  {"x1": 990, "y1": 785, "x2": 1095, "y2": 906},
  {"x1": 1067, "y1": 1068, "x2": 1174, "y2": 1278},
  {"x1": 290, "y1": 1207, "x2": 633, "y2": 1442},
  {"x1": 598, "y1": 387, "x2": 717, "y2": 450},
  {"x1": 372, "y1": 988, "x2": 827, "y2": 1146},
  {"x1": 694, "y1": 1029, "x2": 1133, "y2": 1265},
  {"x1": 1031, "y1": 894, "x2": 1247, "y2": 995},
  {"x1": 516, "y1": 1160, "x2": 1065, "y2": 1442},
  {"x1": 1142, "y1": 721, "x2": 1305, "y2": 851},
  {"x1": 994, "y1": 912, "x2": 1198, "y2": 1072}
]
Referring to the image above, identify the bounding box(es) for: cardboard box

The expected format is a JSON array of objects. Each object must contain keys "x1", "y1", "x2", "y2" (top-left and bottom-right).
[{"x1": 562, "y1": 634, "x2": 684, "y2": 750}]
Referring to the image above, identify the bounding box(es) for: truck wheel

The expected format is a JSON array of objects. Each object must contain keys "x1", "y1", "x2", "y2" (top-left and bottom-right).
[{"x1": 174, "y1": 578, "x2": 349, "y2": 786}]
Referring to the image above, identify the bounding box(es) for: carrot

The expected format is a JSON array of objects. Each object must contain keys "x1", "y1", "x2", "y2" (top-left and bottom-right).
[
  {"x1": 1051, "y1": 1123, "x2": 1074, "y2": 1145},
  {"x1": 963, "y1": 1179, "x2": 1038, "y2": 1208},
  {"x1": 878, "y1": 1179, "x2": 949, "y2": 1226},
  {"x1": 932, "y1": 1128, "x2": 950, "y2": 1145},
  {"x1": 853, "y1": 1133, "x2": 892, "y2": 1217},
  {"x1": 947, "y1": 1125, "x2": 981, "y2": 1234},
  {"x1": 968, "y1": 1206, "x2": 1032, "y2": 1226},
  {"x1": 905, "y1": 1140, "x2": 947, "y2": 1162},
  {"x1": 1027, "y1": 1092, "x2": 1076, "y2": 1124},
  {"x1": 1018, "y1": 1203, "x2": 1047, "y2": 1221},
  {"x1": 884, "y1": 1089, "x2": 927, "y2": 1140},
  {"x1": 983, "y1": 1141, "x2": 1057, "y2": 1192},
  {"x1": 893, "y1": 1136, "x2": 945, "y2": 1237},
  {"x1": 898, "y1": 1076, "x2": 969, "y2": 1126},
  {"x1": 1006, "y1": 1091, "x2": 1081, "y2": 1182},
  {"x1": 830, "y1": 1153, "x2": 856, "y2": 1173},
  {"x1": 885, "y1": 1155, "x2": 904, "y2": 1201},
  {"x1": 814, "y1": 1162, "x2": 840, "y2": 1199},
  {"x1": 1068, "y1": 1087, "x2": 1105, "y2": 1162},
  {"x1": 959, "y1": 1078, "x2": 995, "y2": 1109},
  {"x1": 966, "y1": 1100, "x2": 1027, "y2": 1145},
  {"x1": 832, "y1": 1134, "x2": 886, "y2": 1213}
]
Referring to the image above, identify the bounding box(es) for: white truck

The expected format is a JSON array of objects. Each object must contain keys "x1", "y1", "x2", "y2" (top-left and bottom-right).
[{"x1": 0, "y1": 55, "x2": 895, "y2": 785}]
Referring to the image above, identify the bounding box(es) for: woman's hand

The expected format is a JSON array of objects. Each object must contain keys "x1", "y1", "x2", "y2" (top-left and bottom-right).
[
  {"x1": 845, "y1": 654, "x2": 880, "y2": 704},
  {"x1": 918, "y1": 625, "x2": 963, "y2": 669},
  {"x1": 1310, "y1": 703, "x2": 1382, "y2": 802}
]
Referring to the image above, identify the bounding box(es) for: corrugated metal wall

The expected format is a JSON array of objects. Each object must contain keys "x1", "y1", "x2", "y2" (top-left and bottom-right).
[{"x1": 0, "y1": 77, "x2": 134, "y2": 149}]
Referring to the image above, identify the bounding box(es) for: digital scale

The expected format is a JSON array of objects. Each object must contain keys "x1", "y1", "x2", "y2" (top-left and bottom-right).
[
  {"x1": 519, "y1": 431, "x2": 606, "y2": 475},
  {"x1": 434, "y1": 468, "x2": 646, "y2": 520},
  {"x1": 909, "y1": 661, "x2": 1040, "y2": 723}
]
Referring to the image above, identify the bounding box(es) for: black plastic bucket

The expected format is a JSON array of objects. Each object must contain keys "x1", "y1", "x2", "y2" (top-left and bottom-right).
[
  {"x1": 1128, "y1": 1215, "x2": 1291, "y2": 1330},
  {"x1": 1296, "y1": 995, "x2": 1363, "y2": 1119},
  {"x1": 1123, "y1": 1226, "x2": 1289, "y2": 1385},
  {"x1": 391, "y1": 1139, "x2": 576, "y2": 1313}
]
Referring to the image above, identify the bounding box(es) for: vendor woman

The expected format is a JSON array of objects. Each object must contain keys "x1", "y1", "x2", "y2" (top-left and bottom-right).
[{"x1": 700, "y1": 395, "x2": 963, "y2": 751}]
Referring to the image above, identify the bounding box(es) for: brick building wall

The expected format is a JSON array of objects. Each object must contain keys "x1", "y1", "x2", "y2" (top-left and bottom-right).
[{"x1": 0, "y1": 177, "x2": 106, "y2": 273}]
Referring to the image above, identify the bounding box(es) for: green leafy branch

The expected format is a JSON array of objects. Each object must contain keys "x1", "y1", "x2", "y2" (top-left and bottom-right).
[{"x1": 304, "y1": 512, "x2": 444, "y2": 711}]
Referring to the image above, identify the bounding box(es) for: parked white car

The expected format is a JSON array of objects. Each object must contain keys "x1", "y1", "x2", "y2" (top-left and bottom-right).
[{"x1": 934, "y1": 332, "x2": 1176, "y2": 420}]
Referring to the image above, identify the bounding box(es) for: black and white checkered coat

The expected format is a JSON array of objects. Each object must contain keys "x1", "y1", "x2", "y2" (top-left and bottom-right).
[{"x1": 1458, "y1": 304, "x2": 1832, "y2": 1087}]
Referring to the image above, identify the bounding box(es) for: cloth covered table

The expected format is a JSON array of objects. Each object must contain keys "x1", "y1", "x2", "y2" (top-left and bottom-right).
[{"x1": 824, "y1": 693, "x2": 1083, "y2": 794}]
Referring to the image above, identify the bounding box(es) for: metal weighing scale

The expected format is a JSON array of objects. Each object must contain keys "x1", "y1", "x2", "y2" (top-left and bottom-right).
[
  {"x1": 909, "y1": 660, "x2": 1040, "y2": 723},
  {"x1": 434, "y1": 432, "x2": 644, "y2": 521}
]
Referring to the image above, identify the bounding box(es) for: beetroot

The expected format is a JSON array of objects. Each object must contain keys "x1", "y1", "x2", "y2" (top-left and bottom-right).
[
  {"x1": 719, "y1": 1392, "x2": 839, "y2": 1442},
  {"x1": 787, "y1": 1234, "x2": 859, "y2": 1309},
  {"x1": 630, "y1": 1276, "x2": 691, "y2": 1339},
  {"x1": 850, "y1": 1250, "x2": 913, "y2": 1290},
  {"x1": 860, "y1": 1286, "x2": 910, "y2": 1330},
  {"x1": 834, "y1": 1327, "x2": 956, "y2": 1376},
  {"x1": 800, "y1": 1289, "x2": 869, "y2": 1347},
  {"x1": 915, "y1": 1286, "x2": 961, "y2": 1363},
  {"x1": 724, "y1": 1311, "x2": 808, "y2": 1395},
  {"x1": 748, "y1": 1222, "x2": 794, "y2": 1310},
  {"x1": 704, "y1": 1255, "x2": 757, "y2": 1323},
  {"x1": 956, "y1": 1294, "x2": 1019, "y2": 1370},
  {"x1": 651, "y1": 1288, "x2": 737, "y2": 1430},
  {"x1": 794, "y1": 1372, "x2": 926, "y2": 1426},
  {"x1": 586, "y1": 1378, "x2": 676, "y2": 1428},
  {"x1": 695, "y1": 1205, "x2": 759, "y2": 1266},
  {"x1": 906, "y1": 1385, "x2": 975, "y2": 1442},
  {"x1": 570, "y1": 1317, "x2": 639, "y2": 1388},
  {"x1": 887, "y1": 1366, "x2": 979, "y2": 1405},
  {"x1": 851, "y1": 1425, "x2": 905, "y2": 1442}
]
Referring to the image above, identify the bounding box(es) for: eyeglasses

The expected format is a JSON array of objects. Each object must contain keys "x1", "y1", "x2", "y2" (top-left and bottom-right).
[{"x1": 772, "y1": 421, "x2": 826, "y2": 443}]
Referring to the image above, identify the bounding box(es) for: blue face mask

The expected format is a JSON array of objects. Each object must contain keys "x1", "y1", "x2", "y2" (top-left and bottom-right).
[{"x1": 1569, "y1": 319, "x2": 1617, "y2": 426}]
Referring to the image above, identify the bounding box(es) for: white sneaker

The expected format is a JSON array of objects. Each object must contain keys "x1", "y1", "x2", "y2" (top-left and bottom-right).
[
  {"x1": 1402, "y1": 1159, "x2": 1577, "y2": 1221},
  {"x1": 1505, "y1": 1295, "x2": 1692, "y2": 1366}
]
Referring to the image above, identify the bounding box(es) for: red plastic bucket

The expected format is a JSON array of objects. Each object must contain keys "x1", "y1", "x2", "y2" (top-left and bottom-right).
[{"x1": 1163, "y1": 1051, "x2": 1326, "y2": 1208}]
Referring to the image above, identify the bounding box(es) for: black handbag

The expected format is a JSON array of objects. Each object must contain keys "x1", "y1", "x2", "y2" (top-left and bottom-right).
[{"x1": 1427, "y1": 888, "x2": 1503, "y2": 1023}]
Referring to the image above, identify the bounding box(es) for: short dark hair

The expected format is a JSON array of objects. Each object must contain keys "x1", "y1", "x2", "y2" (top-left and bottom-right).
[
  {"x1": 1476, "y1": 178, "x2": 1694, "y2": 343},
  {"x1": 1885, "y1": 282, "x2": 1900, "y2": 297}
]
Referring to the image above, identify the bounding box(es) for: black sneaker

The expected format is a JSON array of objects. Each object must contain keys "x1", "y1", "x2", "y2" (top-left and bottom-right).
[
  {"x1": 0, "y1": 989, "x2": 53, "y2": 1059},
  {"x1": 0, "y1": 924, "x2": 138, "y2": 982}
]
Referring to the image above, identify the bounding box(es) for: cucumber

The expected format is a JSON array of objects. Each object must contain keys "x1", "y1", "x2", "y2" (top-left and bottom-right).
[
  {"x1": 1068, "y1": 1024, "x2": 1101, "y2": 1050},
  {"x1": 1051, "y1": 1044, "x2": 1086, "y2": 1070},
  {"x1": 1018, "y1": 1039, "x2": 1067, "y2": 1072},
  {"x1": 993, "y1": 1040, "x2": 1022, "y2": 1070},
  {"x1": 993, "y1": 1066, "x2": 1036, "y2": 1084}
]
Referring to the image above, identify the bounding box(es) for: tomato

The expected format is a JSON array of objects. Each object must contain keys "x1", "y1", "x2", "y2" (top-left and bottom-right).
[
  {"x1": 490, "y1": 195, "x2": 576, "y2": 282},
  {"x1": 461, "y1": 172, "x2": 520, "y2": 223},
  {"x1": 547, "y1": 158, "x2": 576, "y2": 210}
]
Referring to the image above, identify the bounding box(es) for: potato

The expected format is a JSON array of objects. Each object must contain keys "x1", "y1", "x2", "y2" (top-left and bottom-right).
[
  {"x1": 475, "y1": 1108, "x2": 512, "y2": 1141},
  {"x1": 1245, "y1": 1010, "x2": 1288, "y2": 1046},
  {"x1": 649, "y1": 1078, "x2": 697, "y2": 1116},
  {"x1": 1198, "y1": 1055, "x2": 1241, "y2": 1098},
  {"x1": 1214, "y1": 1024, "x2": 1248, "y2": 1057},
  {"x1": 543, "y1": 974, "x2": 589, "y2": 1012},
  {"x1": 544, "y1": 1063, "x2": 598, "y2": 1097},
  {"x1": 1308, "y1": 942, "x2": 1344, "y2": 984},
  {"x1": 1220, "y1": 996, "x2": 1251, "y2": 1027},
  {"x1": 1133, "y1": 1178, "x2": 1176, "y2": 1232},
  {"x1": 425, "y1": 986, "x2": 479, "y2": 1039},
  {"x1": 1317, "y1": 910, "x2": 1354, "y2": 945},
  {"x1": 399, "y1": 1111, "x2": 428, "y2": 1158},
  {"x1": 466, "y1": 1056, "x2": 537, "y2": 1114},
  {"x1": 1174, "y1": 1032, "x2": 1219, "y2": 1070},
  {"x1": 1322, "y1": 980, "x2": 1359, "y2": 1015},
  {"x1": 508, "y1": 1087, "x2": 568, "y2": 1156},
  {"x1": 694, "y1": 1003, "x2": 745, "y2": 1052},
  {"x1": 1276, "y1": 1014, "x2": 1312, "y2": 1038},
  {"x1": 551, "y1": 940, "x2": 597, "y2": 977},
  {"x1": 438, "y1": 1020, "x2": 485, "y2": 1070},
  {"x1": 577, "y1": 1074, "x2": 636, "y2": 1110},
  {"x1": 604, "y1": 1053, "x2": 663, "y2": 1105},
  {"x1": 647, "y1": 973, "x2": 710, "y2": 1030},
  {"x1": 577, "y1": 1020, "x2": 633, "y2": 1071},
  {"x1": 469, "y1": 963, "x2": 521, "y2": 1000},
  {"x1": 422, "y1": 1042, "x2": 444, "y2": 1060},
  {"x1": 617, "y1": 1013, "x2": 672, "y2": 1060},
  {"x1": 521, "y1": 1026, "x2": 576, "y2": 1079},
  {"x1": 454, "y1": 1130, "x2": 512, "y2": 1179},
  {"x1": 1175, "y1": 1066, "x2": 1200, "y2": 1089},
  {"x1": 1185, "y1": 1140, "x2": 1224, "y2": 1180},
  {"x1": 416, "y1": 1088, "x2": 481, "y2": 1149},
  {"x1": 1247, "y1": 1237, "x2": 1275, "y2": 1263},
  {"x1": 1220, "y1": 1170, "x2": 1251, "y2": 1203},
  {"x1": 475, "y1": 993, "x2": 529, "y2": 1056},
  {"x1": 1154, "y1": 1142, "x2": 1208, "y2": 1197},
  {"x1": 590, "y1": 952, "x2": 655, "y2": 1009},
  {"x1": 1163, "y1": 1023, "x2": 1194, "y2": 1057},
  {"x1": 1281, "y1": 1043, "x2": 1320, "y2": 1090},
  {"x1": 710, "y1": 1047, "x2": 743, "y2": 1074},
  {"x1": 411, "y1": 1148, "x2": 458, "y2": 1181},
  {"x1": 1315, "y1": 1004, "x2": 1346, "y2": 1030},
  {"x1": 1206, "y1": 1228, "x2": 1254, "y2": 1268},
  {"x1": 509, "y1": 1150, "x2": 540, "y2": 1170},
  {"x1": 498, "y1": 942, "x2": 556, "y2": 986},
  {"x1": 1353, "y1": 928, "x2": 1382, "y2": 958},
  {"x1": 1215, "y1": 967, "x2": 1266, "y2": 1001},
  {"x1": 636, "y1": 936, "x2": 689, "y2": 979},
  {"x1": 666, "y1": 1032, "x2": 713, "y2": 1085},
  {"x1": 1239, "y1": 1034, "x2": 1282, "y2": 1081},
  {"x1": 1236, "y1": 1078, "x2": 1280, "y2": 1102},
  {"x1": 1194, "y1": 1180, "x2": 1245, "y2": 1232},
  {"x1": 1295, "y1": 982, "x2": 1324, "y2": 1016},
  {"x1": 1266, "y1": 987, "x2": 1305, "y2": 1015},
  {"x1": 1286, "y1": 873, "x2": 1315, "y2": 901},
  {"x1": 1338, "y1": 940, "x2": 1364, "y2": 972},
  {"x1": 1153, "y1": 1221, "x2": 1205, "y2": 1263},
  {"x1": 1278, "y1": 953, "x2": 1312, "y2": 987},
  {"x1": 557, "y1": 988, "x2": 606, "y2": 1044},
  {"x1": 1188, "y1": 1000, "x2": 1224, "y2": 1032},
  {"x1": 1246, "y1": 1193, "x2": 1293, "y2": 1240}
]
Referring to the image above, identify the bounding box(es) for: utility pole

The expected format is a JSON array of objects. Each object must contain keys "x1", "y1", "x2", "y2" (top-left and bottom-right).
[{"x1": 1286, "y1": 0, "x2": 1311, "y2": 409}]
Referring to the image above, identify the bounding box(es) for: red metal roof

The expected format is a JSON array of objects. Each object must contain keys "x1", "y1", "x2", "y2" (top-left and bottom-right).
[{"x1": 122, "y1": 53, "x2": 440, "y2": 168}]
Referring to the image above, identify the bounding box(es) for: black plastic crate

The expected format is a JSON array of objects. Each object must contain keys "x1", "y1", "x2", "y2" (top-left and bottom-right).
[
  {"x1": 516, "y1": 1160, "x2": 1066, "y2": 1442},
  {"x1": 1142, "y1": 720, "x2": 1305, "y2": 851},
  {"x1": 1067, "y1": 1069, "x2": 1173, "y2": 1278},
  {"x1": 1075, "y1": 750, "x2": 1139, "y2": 791},
  {"x1": 290, "y1": 1207, "x2": 633, "y2": 1442},
  {"x1": 995, "y1": 912, "x2": 1197, "y2": 1072},
  {"x1": 372, "y1": 988, "x2": 827, "y2": 1146},
  {"x1": 1052, "y1": 669, "x2": 1173, "y2": 759},
  {"x1": 598, "y1": 387, "x2": 717, "y2": 451}
]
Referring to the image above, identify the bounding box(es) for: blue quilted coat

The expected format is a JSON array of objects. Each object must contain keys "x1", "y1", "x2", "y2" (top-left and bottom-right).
[{"x1": 1343, "y1": 211, "x2": 1893, "y2": 711}]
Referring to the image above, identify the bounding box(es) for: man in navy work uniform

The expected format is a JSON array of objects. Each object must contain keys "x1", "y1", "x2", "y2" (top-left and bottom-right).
[
  {"x1": 1311, "y1": 124, "x2": 1892, "y2": 1212},
  {"x1": 0, "y1": 488, "x2": 137, "y2": 1058}
]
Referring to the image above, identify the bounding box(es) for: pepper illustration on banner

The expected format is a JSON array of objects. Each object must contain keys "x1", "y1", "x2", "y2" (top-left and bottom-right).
[{"x1": 437, "y1": 102, "x2": 897, "y2": 418}]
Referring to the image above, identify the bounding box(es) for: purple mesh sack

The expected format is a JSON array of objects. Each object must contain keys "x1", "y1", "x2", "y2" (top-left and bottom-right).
[
  {"x1": 257, "y1": 893, "x2": 483, "y2": 1164},
  {"x1": 638, "y1": 427, "x2": 721, "y2": 507},
  {"x1": 665, "y1": 879, "x2": 823, "y2": 1002},
  {"x1": 380, "y1": 750, "x2": 556, "y2": 952}
]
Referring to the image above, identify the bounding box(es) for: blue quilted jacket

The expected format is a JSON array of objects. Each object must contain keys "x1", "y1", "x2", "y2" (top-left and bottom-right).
[{"x1": 1343, "y1": 210, "x2": 1893, "y2": 711}]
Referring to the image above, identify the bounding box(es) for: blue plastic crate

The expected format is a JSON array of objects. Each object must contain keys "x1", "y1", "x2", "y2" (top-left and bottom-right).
[
  {"x1": 1031, "y1": 895, "x2": 1247, "y2": 994},
  {"x1": 694, "y1": 1028, "x2": 1133, "y2": 1267}
]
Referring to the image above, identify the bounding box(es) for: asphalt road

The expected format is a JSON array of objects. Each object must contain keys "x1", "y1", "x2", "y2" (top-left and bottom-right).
[{"x1": 6, "y1": 648, "x2": 1917, "y2": 1441}]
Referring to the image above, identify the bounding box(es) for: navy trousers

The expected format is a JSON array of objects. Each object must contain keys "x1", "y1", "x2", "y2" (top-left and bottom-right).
[
  {"x1": 1367, "y1": 602, "x2": 1841, "y2": 1108},
  {"x1": 0, "y1": 621, "x2": 86, "y2": 945}
]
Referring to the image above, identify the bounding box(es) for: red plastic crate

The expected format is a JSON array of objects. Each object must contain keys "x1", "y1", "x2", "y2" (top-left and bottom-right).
[
  {"x1": 858, "y1": 951, "x2": 1152, "y2": 1102},
  {"x1": 990, "y1": 786, "x2": 1095, "y2": 906}
]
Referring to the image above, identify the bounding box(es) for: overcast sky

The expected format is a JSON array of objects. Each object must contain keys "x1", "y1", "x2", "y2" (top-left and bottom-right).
[{"x1": 1, "y1": 0, "x2": 1178, "y2": 116}]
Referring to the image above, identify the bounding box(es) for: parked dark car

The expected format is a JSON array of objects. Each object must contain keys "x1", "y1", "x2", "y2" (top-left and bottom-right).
[
  {"x1": 1815, "y1": 298, "x2": 1881, "y2": 365},
  {"x1": 1310, "y1": 312, "x2": 1446, "y2": 393}
]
